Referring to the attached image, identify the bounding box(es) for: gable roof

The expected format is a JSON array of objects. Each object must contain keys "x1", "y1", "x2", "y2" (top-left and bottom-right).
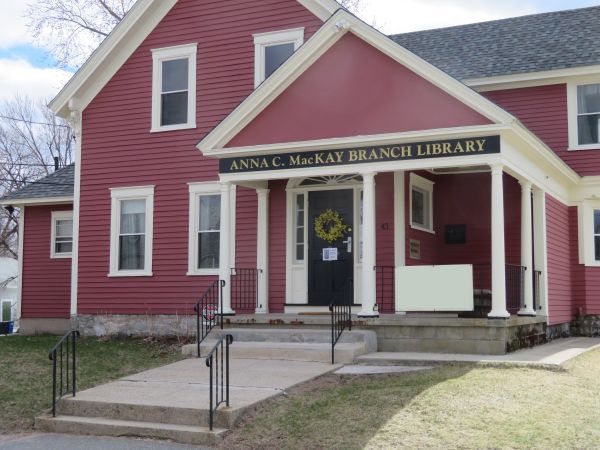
[
  {"x1": 49, "y1": 0, "x2": 340, "y2": 118},
  {"x1": 197, "y1": 9, "x2": 516, "y2": 154},
  {"x1": 391, "y1": 6, "x2": 600, "y2": 81},
  {"x1": 0, "y1": 165, "x2": 75, "y2": 204}
]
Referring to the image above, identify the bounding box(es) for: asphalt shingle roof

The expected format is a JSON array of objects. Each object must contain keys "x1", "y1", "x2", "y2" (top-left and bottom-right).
[
  {"x1": 390, "y1": 6, "x2": 600, "y2": 80},
  {"x1": 1, "y1": 164, "x2": 74, "y2": 202}
]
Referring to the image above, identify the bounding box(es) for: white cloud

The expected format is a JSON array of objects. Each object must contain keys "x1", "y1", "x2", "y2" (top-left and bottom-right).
[
  {"x1": 356, "y1": 0, "x2": 538, "y2": 34},
  {"x1": 0, "y1": 58, "x2": 72, "y2": 103},
  {"x1": 0, "y1": 2, "x2": 29, "y2": 48}
]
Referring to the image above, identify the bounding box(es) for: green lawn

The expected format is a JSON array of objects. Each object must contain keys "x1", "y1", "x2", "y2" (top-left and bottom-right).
[
  {"x1": 0, "y1": 335, "x2": 183, "y2": 433},
  {"x1": 222, "y1": 348, "x2": 600, "y2": 450}
]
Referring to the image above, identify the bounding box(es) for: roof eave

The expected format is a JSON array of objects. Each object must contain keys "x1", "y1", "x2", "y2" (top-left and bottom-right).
[{"x1": 0, "y1": 196, "x2": 74, "y2": 207}]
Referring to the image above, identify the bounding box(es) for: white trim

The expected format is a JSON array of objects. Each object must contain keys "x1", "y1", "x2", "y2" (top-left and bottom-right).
[
  {"x1": 50, "y1": 211, "x2": 74, "y2": 259},
  {"x1": 0, "y1": 197, "x2": 73, "y2": 206},
  {"x1": 254, "y1": 28, "x2": 304, "y2": 88},
  {"x1": 16, "y1": 207, "x2": 24, "y2": 326},
  {"x1": 197, "y1": 10, "x2": 516, "y2": 155},
  {"x1": 151, "y1": 43, "x2": 197, "y2": 133},
  {"x1": 256, "y1": 188, "x2": 269, "y2": 313},
  {"x1": 48, "y1": 0, "x2": 337, "y2": 118},
  {"x1": 580, "y1": 199, "x2": 600, "y2": 267},
  {"x1": 394, "y1": 171, "x2": 406, "y2": 268},
  {"x1": 69, "y1": 107, "x2": 82, "y2": 317},
  {"x1": 187, "y1": 182, "x2": 236, "y2": 276},
  {"x1": 466, "y1": 64, "x2": 600, "y2": 91},
  {"x1": 409, "y1": 173, "x2": 434, "y2": 234},
  {"x1": 109, "y1": 185, "x2": 155, "y2": 277},
  {"x1": 533, "y1": 187, "x2": 549, "y2": 317},
  {"x1": 567, "y1": 78, "x2": 600, "y2": 151}
]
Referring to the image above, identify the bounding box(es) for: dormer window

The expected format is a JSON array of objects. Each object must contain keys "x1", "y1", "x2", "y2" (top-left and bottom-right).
[
  {"x1": 254, "y1": 28, "x2": 304, "y2": 88},
  {"x1": 151, "y1": 44, "x2": 197, "y2": 132}
]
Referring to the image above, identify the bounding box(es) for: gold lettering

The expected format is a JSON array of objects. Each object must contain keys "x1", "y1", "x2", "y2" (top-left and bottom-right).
[
  {"x1": 260, "y1": 159, "x2": 269, "y2": 168},
  {"x1": 369, "y1": 149, "x2": 379, "y2": 160},
  {"x1": 390, "y1": 147, "x2": 400, "y2": 158},
  {"x1": 349, "y1": 150, "x2": 359, "y2": 162},
  {"x1": 432, "y1": 143, "x2": 443, "y2": 155},
  {"x1": 272, "y1": 157, "x2": 282, "y2": 167},
  {"x1": 240, "y1": 160, "x2": 249, "y2": 170},
  {"x1": 315, "y1": 153, "x2": 324, "y2": 164},
  {"x1": 325, "y1": 153, "x2": 336, "y2": 164},
  {"x1": 454, "y1": 142, "x2": 465, "y2": 153},
  {"x1": 417, "y1": 145, "x2": 426, "y2": 156},
  {"x1": 230, "y1": 160, "x2": 239, "y2": 171},
  {"x1": 402, "y1": 146, "x2": 412, "y2": 158},
  {"x1": 465, "y1": 141, "x2": 476, "y2": 152},
  {"x1": 250, "y1": 159, "x2": 260, "y2": 169},
  {"x1": 358, "y1": 150, "x2": 367, "y2": 161},
  {"x1": 476, "y1": 139, "x2": 486, "y2": 151},
  {"x1": 290, "y1": 155, "x2": 300, "y2": 166},
  {"x1": 379, "y1": 147, "x2": 391, "y2": 159},
  {"x1": 335, "y1": 151, "x2": 344, "y2": 163},
  {"x1": 443, "y1": 143, "x2": 453, "y2": 154}
]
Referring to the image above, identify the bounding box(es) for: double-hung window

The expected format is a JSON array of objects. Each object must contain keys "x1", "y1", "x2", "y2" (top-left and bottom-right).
[
  {"x1": 410, "y1": 173, "x2": 434, "y2": 233},
  {"x1": 51, "y1": 211, "x2": 73, "y2": 258},
  {"x1": 568, "y1": 81, "x2": 600, "y2": 149},
  {"x1": 253, "y1": 28, "x2": 304, "y2": 87},
  {"x1": 595, "y1": 209, "x2": 600, "y2": 261},
  {"x1": 109, "y1": 186, "x2": 154, "y2": 276},
  {"x1": 151, "y1": 44, "x2": 197, "y2": 132},
  {"x1": 188, "y1": 183, "x2": 236, "y2": 276}
]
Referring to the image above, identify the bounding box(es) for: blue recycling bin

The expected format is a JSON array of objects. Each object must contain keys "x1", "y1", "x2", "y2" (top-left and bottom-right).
[
  {"x1": 0, "y1": 321, "x2": 13, "y2": 335},
  {"x1": 7, "y1": 321, "x2": 13, "y2": 334}
]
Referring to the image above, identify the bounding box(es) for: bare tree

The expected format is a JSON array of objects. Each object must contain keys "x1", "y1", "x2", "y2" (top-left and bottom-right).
[
  {"x1": 0, "y1": 95, "x2": 74, "y2": 258},
  {"x1": 26, "y1": 0, "x2": 136, "y2": 68}
]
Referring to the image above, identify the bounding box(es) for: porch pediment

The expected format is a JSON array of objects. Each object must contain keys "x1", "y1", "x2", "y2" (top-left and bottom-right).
[{"x1": 197, "y1": 10, "x2": 515, "y2": 156}]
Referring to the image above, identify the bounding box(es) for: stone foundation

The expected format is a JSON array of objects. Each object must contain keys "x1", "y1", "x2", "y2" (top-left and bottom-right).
[
  {"x1": 546, "y1": 322, "x2": 571, "y2": 341},
  {"x1": 76, "y1": 314, "x2": 196, "y2": 338},
  {"x1": 571, "y1": 314, "x2": 600, "y2": 337}
]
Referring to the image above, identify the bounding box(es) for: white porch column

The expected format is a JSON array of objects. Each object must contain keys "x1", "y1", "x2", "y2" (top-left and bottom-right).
[
  {"x1": 219, "y1": 182, "x2": 234, "y2": 315},
  {"x1": 533, "y1": 188, "x2": 548, "y2": 316},
  {"x1": 359, "y1": 172, "x2": 378, "y2": 317},
  {"x1": 489, "y1": 164, "x2": 510, "y2": 319},
  {"x1": 393, "y1": 171, "x2": 406, "y2": 315},
  {"x1": 255, "y1": 188, "x2": 269, "y2": 314},
  {"x1": 519, "y1": 180, "x2": 536, "y2": 316}
]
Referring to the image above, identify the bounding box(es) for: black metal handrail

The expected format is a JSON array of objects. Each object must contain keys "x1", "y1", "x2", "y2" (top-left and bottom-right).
[
  {"x1": 194, "y1": 280, "x2": 225, "y2": 357},
  {"x1": 205, "y1": 334, "x2": 233, "y2": 431},
  {"x1": 328, "y1": 278, "x2": 353, "y2": 364},
  {"x1": 49, "y1": 330, "x2": 80, "y2": 417},
  {"x1": 374, "y1": 265, "x2": 395, "y2": 314},
  {"x1": 533, "y1": 270, "x2": 542, "y2": 311},
  {"x1": 230, "y1": 268, "x2": 262, "y2": 313},
  {"x1": 506, "y1": 264, "x2": 526, "y2": 315}
]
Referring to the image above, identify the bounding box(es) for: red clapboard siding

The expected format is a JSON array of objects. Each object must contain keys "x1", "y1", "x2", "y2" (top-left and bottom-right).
[
  {"x1": 585, "y1": 267, "x2": 600, "y2": 314},
  {"x1": 21, "y1": 205, "x2": 72, "y2": 319},
  {"x1": 546, "y1": 195, "x2": 579, "y2": 324},
  {"x1": 78, "y1": 0, "x2": 323, "y2": 315},
  {"x1": 375, "y1": 173, "x2": 395, "y2": 267},
  {"x1": 484, "y1": 85, "x2": 600, "y2": 176},
  {"x1": 268, "y1": 180, "x2": 287, "y2": 312}
]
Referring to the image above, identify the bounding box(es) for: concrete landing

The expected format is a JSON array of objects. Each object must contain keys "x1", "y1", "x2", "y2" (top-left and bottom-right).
[
  {"x1": 356, "y1": 337, "x2": 600, "y2": 369},
  {"x1": 335, "y1": 365, "x2": 433, "y2": 375},
  {"x1": 37, "y1": 358, "x2": 340, "y2": 445}
]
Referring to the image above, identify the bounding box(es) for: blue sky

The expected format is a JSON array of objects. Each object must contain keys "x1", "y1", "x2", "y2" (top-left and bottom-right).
[{"x1": 0, "y1": 0, "x2": 599, "y2": 102}]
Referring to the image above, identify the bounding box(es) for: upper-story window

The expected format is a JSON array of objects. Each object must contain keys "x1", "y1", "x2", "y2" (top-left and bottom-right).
[
  {"x1": 595, "y1": 209, "x2": 600, "y2": 261},
  {"x1": 253, "y1": 28, "x2": 304, "y2": 87},
  {"x1": 51, "y1": 211, "x2": 73, "y2": 258},
  {"x1": 577, "y1": 84, "x2": 600, "y2": 145},
  {"x1": 151, "y1": 44, "x2": 197, "y2": 132}
]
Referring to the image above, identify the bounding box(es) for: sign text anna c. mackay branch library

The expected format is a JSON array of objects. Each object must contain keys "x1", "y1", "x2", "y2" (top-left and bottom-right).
[{"x1": 219, "y1": 135, "x2": 501, "y2": 174}]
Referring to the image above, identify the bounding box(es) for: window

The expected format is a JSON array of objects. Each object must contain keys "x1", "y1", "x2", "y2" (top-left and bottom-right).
[
  {"x1": 254, "y1": 28, "x2": 304, "y2": 87},
  {"x1": 188, "y1": 183, "x2": 236, "y2": 276},
  {"x1": 151, "y1": 44, "x2": 197, "y2": 132},
  {"x1": 109, "y1": 186, "x2": 154, "y2": 276},
  {"x1": 410, "y1": 173, "x2": 434, "y2": 233},
  {"x1": 579, "y1": 200, "x2": 600, "y2": 267},
  {"x1": 577, "y1": 84, "x2": 600, "y2": 145},
  {"x1": 1, "y1": 300, "x2": 12, "y2": 322},
  {"x1": 295, "y1": 194, "x2": 305, "y2": 262},
  {"x1": 595, "y1": 209, "x2": 600, "y2": 261},
  {"x1": 51, "y1": 211, "x2": 73, "y2": 258}
]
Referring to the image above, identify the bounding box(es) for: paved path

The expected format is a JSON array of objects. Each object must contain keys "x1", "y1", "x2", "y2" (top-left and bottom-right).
[
  {"x1": 0, "y1": 433, "x2": 209, "y2": 450},
  {"x1": 357, "y1": 337, "x2": 600, "y2": 368}
]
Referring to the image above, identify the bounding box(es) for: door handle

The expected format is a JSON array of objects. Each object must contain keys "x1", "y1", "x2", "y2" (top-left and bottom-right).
[{"x1": 342, "y1": 236, "x2": 352, "y2": 253}]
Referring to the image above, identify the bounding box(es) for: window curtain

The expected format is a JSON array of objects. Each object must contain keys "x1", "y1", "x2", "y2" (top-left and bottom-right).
[{"x1": 119, "y1": 199, "x2": 146, "y2": 270}]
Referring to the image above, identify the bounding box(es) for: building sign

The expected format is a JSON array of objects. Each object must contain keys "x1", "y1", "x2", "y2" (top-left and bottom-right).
[{"x1": 219, "y1": 136, "x2": 500, "y2": 174}]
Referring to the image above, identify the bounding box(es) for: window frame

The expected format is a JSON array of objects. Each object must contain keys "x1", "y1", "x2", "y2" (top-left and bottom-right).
[
  {"x1": 151, "y1": 43, "x2": 197, "y2": 133},
  {"x1": 579, "y1": 199, "x2": 600, "y2": 267},
  {"x1": 109, "y1": 186, "x2": 155, "y2": 277},
  {"x1": 253, "y1": 28, "x2": 304, "y2": 88},
  {"x1": 187, "y1": 183, "x2": 236, "y2": 276},
  {"x1": 1, "y1": 299, "x2": 12, "y2": 322},
  {"x1": 409, "y1": 173, "x2": 435, "y2": 234},
  {"x1": 567, "y1": 79, "x2": 600, "y2": 151},
  {"x1": 50, "y1": 211, "x2": 73, "y2": 259}
]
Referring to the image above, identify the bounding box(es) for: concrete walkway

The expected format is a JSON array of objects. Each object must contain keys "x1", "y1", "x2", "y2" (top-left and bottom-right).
[{"x1": 357, "y1": 337, "x2": 600, "y2": 369}]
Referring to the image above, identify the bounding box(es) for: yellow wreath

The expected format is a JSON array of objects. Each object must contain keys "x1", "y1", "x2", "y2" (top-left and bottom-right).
[{"x1": 314, "y1": 209, "x2": 349, "y2": 244}]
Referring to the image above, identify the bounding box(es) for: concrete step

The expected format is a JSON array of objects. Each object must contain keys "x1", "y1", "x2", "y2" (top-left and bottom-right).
[
  {"x1": 36, "y1": 414, "x2": 227, "y2": 446},
  {"x1": 184, "y1": 339, "x2": 367, "y2": 363},
  {"x1": 57, "y1": 397, "x2": 233, "y2": 429}
]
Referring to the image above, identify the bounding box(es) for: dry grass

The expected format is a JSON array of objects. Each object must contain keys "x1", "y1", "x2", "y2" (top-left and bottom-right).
[
  {"x1": 0, "y1": 335, "x2": 183, "y2": 434},
  {"x1": 222, "y1": 348, "x2": 600, "y2": 450}
]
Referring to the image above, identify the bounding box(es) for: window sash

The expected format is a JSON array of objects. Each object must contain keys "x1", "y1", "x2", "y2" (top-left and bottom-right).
[
  {"x1": 52, "y1": 215, "x2": 73, "y2": 256},
  {"x1": 196, "y1": 194, "x2": 221, "y2": 270},
  {"x1": 118, "y1": 199, "x2": 147, "y2": 271},
  {"x1": 294, "y1": 194, "x2": 305, "y2": 262},
  {"x1": 594, "y1": 209, "x2": 600, "y2": 261}
]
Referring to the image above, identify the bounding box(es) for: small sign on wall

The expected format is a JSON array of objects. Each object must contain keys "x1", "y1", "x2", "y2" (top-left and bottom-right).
[
  {"x1": 409, "y1": 239, "x2": 421, "y2": 260},
  {"x1": 322, "y1": 248, "x2": 339, "y2": 261}
]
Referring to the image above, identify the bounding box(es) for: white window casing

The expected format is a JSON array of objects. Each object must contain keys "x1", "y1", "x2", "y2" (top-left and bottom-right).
[
  {"x1": 151, "y1": 43, "x2": 197, "y2": 133},
  {"x1": 187, "y1": 182, "x2": 236, "y2": 276},
  {"x1": 253, "y1": 28, "x2": 304, "y2": 88},
  {"x1": 50, "y1": 211, "x2": 74, "y2": 258},
  {"x1": 567, "y1": 78, "x2": 600, "y2": 151},
  {"x1": 409, "y1": 173, "x2": 434, "y2": 233},
  {"x1": 109, "y1": 186, "x2": 155, "y2": 277},
  {"x1": 579, "y1": 199, "x2": 600, "y2": 267}
]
